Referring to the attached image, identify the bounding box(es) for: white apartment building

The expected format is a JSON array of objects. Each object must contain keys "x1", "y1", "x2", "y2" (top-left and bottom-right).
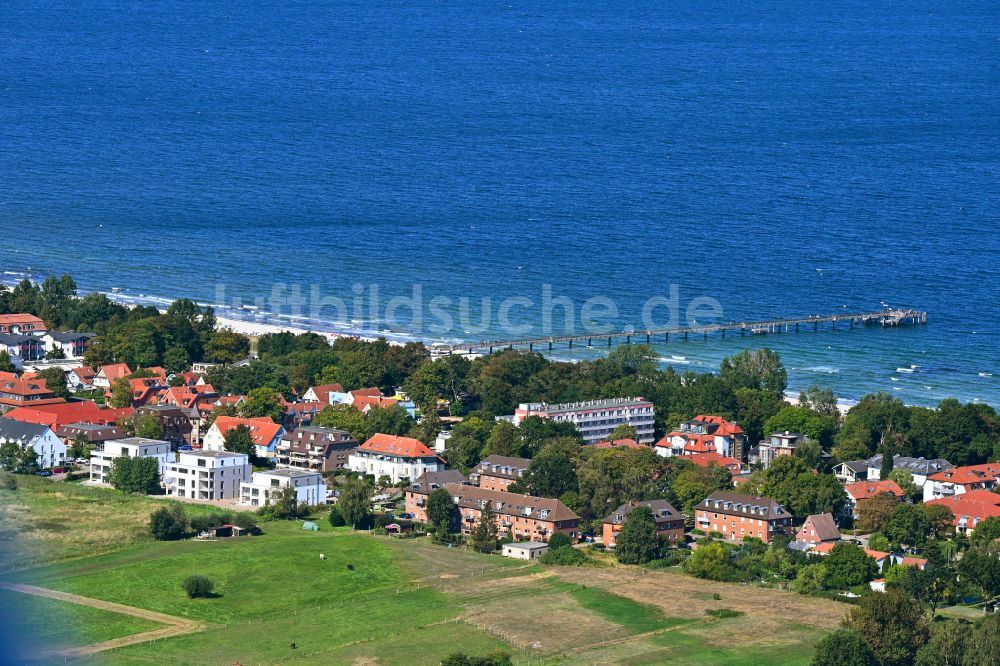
[
  {"x1": 0, "y1": 417, "x2": 66, "y2": 469},
  {"x1": 240, "y1": 469, "x2": 327, "y2": 508},
  {"x1": 512, "y1": 398, "x2": 656, "y2": 445},
  {"x1": 163, "y1": 450, "x2": 251, "y2": 501},
  {"x1": 348, "y1": 434, "x2": 444, "y2": 484},
  {"x1": 89, "y1": 437, "x2": 172, "y2": 485}
]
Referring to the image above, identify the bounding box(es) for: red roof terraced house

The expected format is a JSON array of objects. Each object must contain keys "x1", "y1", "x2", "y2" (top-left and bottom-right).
[
  {"x1": 844, "y1": 479, "x2": 906, "y2": 518},
  {"x1": 3, "y1": 401, "x2": 134, "y2": 429},
  {"x1": 927, "y1": 489, "x2": 1000, "y2": 536},
  {"x1": 348, "y1": 433, "x2": 445, "y2": 484},
  {"x1": 0, "y1": 314, "x2": 47, "y2": 335},
  {"x1": 687, "y1": 452, "x2": 745, "y2": 476},
  {"x1": 654, "y1": 415, "x2": 747, "y2": 460},
  {"x1": 93, "y1": 363, "x2": 132, "y2": 391},
  {"x1": 603, "y1": 500, "x2": 685, "y2": 548},
  {"x1": 404, "y1": 470, "x2": 472, "y2": 523},
  {"x1": 202, "y1": 415, "x2": 285, "y2": 460},
  {"x1": 444, "y1": 483, "x2": 581, "y2": 543},
  {"x1": 923, "y1": 463, "x2": 1000, "y2": 502},
  {"x1": 0, "y1": 374, "x2": 65, "y2": 412},
  {"x1": 695, "y1": 490, "x2": 793, "y2": 543},
  {"x1": 302, "y1": 383, "x2": 345, "y2": 405}
]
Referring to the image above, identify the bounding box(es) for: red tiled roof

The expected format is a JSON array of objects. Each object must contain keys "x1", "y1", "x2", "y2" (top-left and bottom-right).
[
  {"x1": 360, "y1": 433, "x2": 436, "y2": 459},
  {"x1": 98, "y1": 363, "x2": 132, "y2": 382},
  {"x1": 0, "y1": 375, "x2": 64, "y2": 408},
  {"x1": 594, "y1": 438, "x2": 646, "y2": 449},
  {"x1": 350, "y1": 387, "x2": 383, "y2": 399},
  {"x1": 845, "y1": 479, "x2": 905, "y2": 500},
  {"x1": 4, "y1": 402, "x2": 133, "y2": 428},
  {"x1": 211, "y1": 416, "x2": 283, "y2": 447},
  {"x1": 694, "y1": 415, "x2": 744, "y2": 436},
  {"x1": 688, "y1": 452, "x2": 742, "y2": 471},
  {"x1": 70, "y1": 366, "x2": 97, "y2": 383},
  {"x1": 353, "y1": 395, "x2": 397, "y2": 412},
  {"x1": 927, "y1": 463, "x2": 1000, "y2": 486},
  {"x1": 927, "y1": 490, "x2": 1000, "y2": 527},
  {"x1": 0, "y1": 314, "x2": 46, "y2": 329},
  {"x1": 307, "y1": 384, "x2": 344, "y2": 403}
]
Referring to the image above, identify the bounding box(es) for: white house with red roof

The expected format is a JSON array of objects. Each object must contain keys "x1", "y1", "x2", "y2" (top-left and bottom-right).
[
  {"x1": 844, "y1": 479, "x2": 906, "y2": 518},
  {"x1": 655, "y1": 415, "x2": 746, "y2": 460},
  {"x1": 202, "y1": 416, "x2": 285, "y2": 460},
  {"x1": 927, "y1": 489, "x2": 1000, "y2": 536},
  {"x1": 348, "y1": 433, "x2": 444, "y2": 483},
  {"x1": 923, "y1": 463, "x2": 1000, "y2": 502},
  {"x1": 302, "y1": 383, "x2": 345, "y2": 405},
  {"x1": 93, "y1": 363, "x2": 132, "y2": 390}
]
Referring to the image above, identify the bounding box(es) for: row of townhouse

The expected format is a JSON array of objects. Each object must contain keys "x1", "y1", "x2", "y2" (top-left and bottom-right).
[
  {"x1": 0, "y1": 315, "x2": 95, "y2": 368},
  {"x1": 834, "y1": 453, "x2": 954, "y2": 487}
]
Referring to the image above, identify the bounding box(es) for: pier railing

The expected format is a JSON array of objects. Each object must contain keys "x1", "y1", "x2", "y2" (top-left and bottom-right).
[{"x1": 440, "y1": 308, "x2": 927, "y2": 355}]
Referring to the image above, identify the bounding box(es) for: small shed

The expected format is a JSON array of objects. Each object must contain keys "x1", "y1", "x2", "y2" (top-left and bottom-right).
[
  {"x1": 502, "y1": 542, "x2": 549, "y2": 561},
  {"x1": 302, "y1": 521, "x2": 320, "y2": 531}
]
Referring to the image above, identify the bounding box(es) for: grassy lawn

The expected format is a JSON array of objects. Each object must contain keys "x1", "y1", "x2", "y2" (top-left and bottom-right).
[
  {"x1": 0, "y1": 475, "x2": 229, "y2": 565},
  {"x1": 3, "y1": 484, "x2": 847, "y2": 664},
  {"x1": 0, "y1": 588, "x2": 164, "y2": 658}
]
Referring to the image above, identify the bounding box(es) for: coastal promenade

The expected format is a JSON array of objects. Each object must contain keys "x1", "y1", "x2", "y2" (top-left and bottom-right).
[{"x1": 442, "y1": 308, "x2": 928, "y2": 355}]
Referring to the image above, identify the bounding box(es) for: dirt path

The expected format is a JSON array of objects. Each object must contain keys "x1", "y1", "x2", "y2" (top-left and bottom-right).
[{"x1": 0, "y1": 581, "x2": 210, "y2": 657}]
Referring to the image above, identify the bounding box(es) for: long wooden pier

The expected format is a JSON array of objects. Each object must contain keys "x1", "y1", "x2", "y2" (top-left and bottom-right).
[{"x1": 441, "y1": 308, "x2": 927, "y2": 355}]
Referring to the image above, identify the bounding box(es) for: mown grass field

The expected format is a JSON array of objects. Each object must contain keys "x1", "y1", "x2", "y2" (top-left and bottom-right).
[{"x1": 2, "y1": 478, "x2": 848, "y2": 664}]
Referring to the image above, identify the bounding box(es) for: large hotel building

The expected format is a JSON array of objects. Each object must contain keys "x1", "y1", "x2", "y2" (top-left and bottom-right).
[{"x1": 512, "y1": 397, "x2": 655, "y2": 445}]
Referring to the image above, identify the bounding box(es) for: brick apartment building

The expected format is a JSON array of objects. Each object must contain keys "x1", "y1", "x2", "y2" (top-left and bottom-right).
[
  {"x1": 444, "y1": 483, "x2": 580, "y2": 543},
  {"x1": 602, "y1": 500, "x2": 685, "y2": 548},
  {"x1": 695, "y1": 490, "x2": 793, "y2": 543},
  {"x1": 469, "y1": 454, "x2": 530, "y2": 491}
]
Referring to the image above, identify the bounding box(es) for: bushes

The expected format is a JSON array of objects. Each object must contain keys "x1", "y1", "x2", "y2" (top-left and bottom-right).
[
  {"x1": 0, "y1": 471, "x2": 16, "y2": 491},
  {"x1": 706, "y1": 608, "x2": 744, "y2": 619},
  {"x1": 328, "y1": 504, "x2": 346, "y2": 527},
  {"x1": 182, "y1": 575, "x2": 215, "y2": 599},
  {"x1": 150, "y1": 505, "x2": 189, "y2": 541},
  {"x1": 541, "y1": 546, "x2": 594, "y2": 566},
  {"x1": 547, "y1": 532, "x2": 572, "y2": 550}
]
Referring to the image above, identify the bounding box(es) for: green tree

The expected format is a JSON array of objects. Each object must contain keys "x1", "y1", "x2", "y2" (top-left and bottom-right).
[
  {"x1": 970, "y1": 516, "x2": 1000, "y2": 548},
  {"x1": 338, "y1": 478, "x2": 373, "y2": 529},
  {"x1": 811, "y1": 629, "x2": 878, "y2": 666},
  {"x1": 427, "y1": 487, "x2": 457, "y2": 531},
  {"x1": 914, "y1": 619, "x2": 967, "y2": 666},
  {"x1": 719, "y1": 348, "x2": 787, "y2": 398},
  {"x1": 440, "y1": 651, "x2": 512, "y2": 666},
  {"x1": 843, "y1": 589, "x2": 929, "y2": 666},
  {"x1": 204, "y1": 330, "x2": 250, "y2": 364},
  {"x1": 889, "y1": 468, "x2": 919, "y2": 501},
  {"x1": 149, "y1": 505, "x2": 189, "y2": 540},
  {"x1": 958, "y1": 549, "x2": 1000, "y2": 598},
  {"x1": 510, "y1": 438, "x2": 578, "y2": 499},
  {"x1": 751, "y1": 455, "x2": 846, "y2": 518},
  {"x1": 483, "y1": 420, "x2": 522, "y2": 457},
  {"x1": 35, "y1": 367, "x2": 70, "y2": 400},
  {"x1": 127, "y1": 412, "x2": 165, "y2": 440},
  {"x1": 0, "y1": 442, "x2": 40, "y2": 474},
  {"x1": 268, "y1": 485, "x2": 305, "y2": 518},
  {"x1": 182, "y1": 575, "x2": 215, "y2": 599},
  {"x1": 833, "y1": 394, "x2": 909, "y2": 462},
  {"x1": 825, "y1": 543, "x2": 878, "y2": 590},
  {"x1": 964, "y1": 613, "x2": 1000, "y2": 666},
  {"x1": 223, "y1": 424, "x2": 256, "y2": 459},
  {"x1": 684, "y1": 541, "x2": 735, "y2": 581},
  {"x1": 470, "y1": 501, "x2": 500, "y2": 553},
  {"x1": 887, "y1": 503, "x2": 931, "y2": 547},
  {"x1": 108, "y1": 456, "x2": 160, "y2": 494},
  {"x1": 327, "y1": 504, "x2": 346, "y2": 527},
  {"x1": 794, "y1": 563, "x2": 828, "y2": 595},
  {"x1": 669, "y1": 459, "x2": 733, "y2": 514},
  {"x1": 0, "y1": 350, "x2": 14, "y2": 373},
  {"x1": 615, "y1": 506, "x2": 660, "y2": 565},
  {"x1": 108, "y1": 377, "x2": 134, "y2": 408},
  {"x1": 855, "y1": 492, "x2": 901, "y2": 534},
  {"x1": 239, "y1": 387, "x2": 285, "y2": 422},
  {"x1": 608, "y1": 423, "x2": 638, "y2": 441},
  {"x1": 69, "y1": 433, "x2": 92, "y2": 459},
  {"x1": 799, "y1": 385, "x2": 839, "y2": 418},
  {"x1": 765, "y1": 405, "x2": 837, "y2": 448}
]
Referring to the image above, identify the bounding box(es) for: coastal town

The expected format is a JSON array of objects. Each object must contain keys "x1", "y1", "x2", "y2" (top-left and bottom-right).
[{"x1": 0, "y1": 279, "x2": 999, "y2": 664}]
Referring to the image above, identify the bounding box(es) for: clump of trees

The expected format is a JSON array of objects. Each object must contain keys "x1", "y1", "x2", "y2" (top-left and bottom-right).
[
  {"x1": 150, "y1": 504, "x2": 257, "y2": 540},
  {"x1": 108, "y1": 456, "x2": 160, "y2": 494},
  {"x1": 0, "y1": 443, "x2": 40, "y2": 475}
]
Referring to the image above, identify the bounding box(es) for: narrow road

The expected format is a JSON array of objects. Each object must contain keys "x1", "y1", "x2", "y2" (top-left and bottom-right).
[{"x1": 0, "y1": 581, "x2": 210, "y2": 657}]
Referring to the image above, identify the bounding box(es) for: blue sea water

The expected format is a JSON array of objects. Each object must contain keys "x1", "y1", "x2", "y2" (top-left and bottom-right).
[{"x1": 0, "y1": 0, "x2": 998, "y2": 407}]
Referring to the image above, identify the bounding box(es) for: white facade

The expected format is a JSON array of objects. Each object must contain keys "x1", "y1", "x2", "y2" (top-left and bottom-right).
[
  {"x1": 501, "y1": 542, "x2": 549, "y2": 560},
  {"x1": 89, "y1": 438, "x2": 172, "y2": 485},
  {"x1": 240, "y1": 469, "x2": 327, "y2": 507},
  {"x1": 164, "y1": 450, "x2": 250, "y2": 501},
  {"x1": 0, "y1": 420, "x2": 66, "y2": 469},
  {"x1": 513, "y1": 398, "x2": 656, "y2": 445},
  {"x1": 347, "y1": 451, "x2": 442, "y2": 484}
]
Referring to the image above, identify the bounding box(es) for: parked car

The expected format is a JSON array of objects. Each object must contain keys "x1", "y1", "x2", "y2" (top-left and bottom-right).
[
  {"x1": 178, "y1": 445, "x2": 193, "y2": 451},
  {"x1": 51, "y1": 467, "x2": 67, "y2": 474},
  {"x1": 34, "y1": 470, "x2": 52, "y2": 477}
]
